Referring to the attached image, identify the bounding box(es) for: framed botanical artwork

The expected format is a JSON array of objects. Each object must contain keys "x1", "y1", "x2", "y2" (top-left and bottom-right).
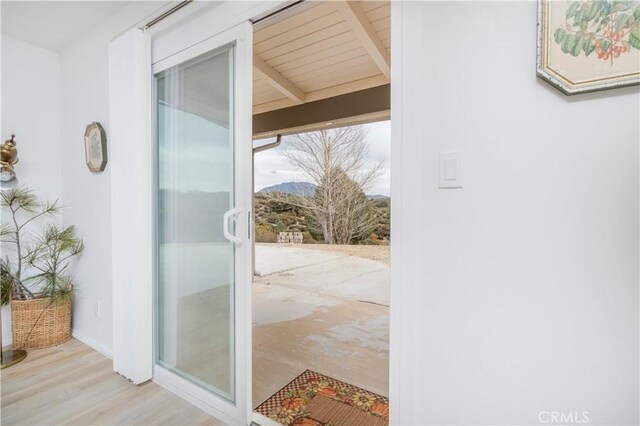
[
  {"x1": 537, "y1": 0, "x2": 640, "y2": 95},
  {"x1": 84, "y1": 122, "x2": 107, "y2": 172}
]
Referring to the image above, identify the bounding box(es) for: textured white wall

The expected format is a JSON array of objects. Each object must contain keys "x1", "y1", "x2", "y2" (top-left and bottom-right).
[
  {"x1": 1, "y1": 36, "x2": 62, "y2": 345},
  {"x1": 390, "y1": 2, "x2": 639, "y2": 425}
]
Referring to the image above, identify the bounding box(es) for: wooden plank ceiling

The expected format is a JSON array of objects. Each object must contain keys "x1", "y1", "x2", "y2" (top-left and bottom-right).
[{"x1": 253, "y1": 0, "x2": 390, "y2": 115}]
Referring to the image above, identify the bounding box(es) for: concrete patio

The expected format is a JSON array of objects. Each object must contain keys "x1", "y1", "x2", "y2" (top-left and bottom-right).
[{"x1": 252, "y1": 244, "x2": 390, "y2": 407}]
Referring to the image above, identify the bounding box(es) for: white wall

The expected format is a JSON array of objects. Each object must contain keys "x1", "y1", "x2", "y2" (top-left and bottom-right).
[
  {"x1": 60, "y1": 2, "x2": 168, "y2": 357},
  {"x1": 1, "y1": 36, "x2": 62, "y2": 345},
  {"x1": 390, "y1": 2, "x2": 639, "y2": 425}
]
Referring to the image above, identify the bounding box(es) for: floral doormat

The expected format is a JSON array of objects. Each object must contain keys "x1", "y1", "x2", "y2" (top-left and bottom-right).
[{"x1": 255, "y1": 370, "x2": 389, "y2": 426}]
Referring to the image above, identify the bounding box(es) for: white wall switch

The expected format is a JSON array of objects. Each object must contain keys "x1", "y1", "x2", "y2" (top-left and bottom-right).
[{"x1": 439, "y1": 152, "x2": 463, "y2": 188}]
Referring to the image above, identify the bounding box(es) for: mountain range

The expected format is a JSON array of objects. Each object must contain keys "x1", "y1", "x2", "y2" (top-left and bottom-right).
[
  {"x1": 258, "y1": 182, "x2": 317, "y2": 196},
  {"x1": 258, "y1": 181, "x2": 388, "y2": 200}
]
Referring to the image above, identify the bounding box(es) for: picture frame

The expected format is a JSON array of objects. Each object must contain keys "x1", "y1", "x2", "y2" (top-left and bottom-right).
[
  {"x1": 84, "y1": 122, "x2": 107, "y2": 172},
  {"x1": 537, "y1": 0, "x2": 640, "y2": 95}
]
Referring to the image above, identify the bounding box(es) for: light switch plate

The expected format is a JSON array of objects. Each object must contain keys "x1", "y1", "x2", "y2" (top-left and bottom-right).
[{"x1": 439, "y1": 152, "x2": 463, "y2": 188}]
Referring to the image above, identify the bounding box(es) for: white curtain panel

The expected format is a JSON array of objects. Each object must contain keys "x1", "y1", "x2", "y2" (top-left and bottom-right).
[{"x1": 108, "y1": 27, "x2": 153, "y2": 384}]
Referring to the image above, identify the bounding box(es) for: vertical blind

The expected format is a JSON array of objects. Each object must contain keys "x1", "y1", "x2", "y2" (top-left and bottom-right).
[{"x1": 108, "y1": 27, "x2": 153, "y2": 384}]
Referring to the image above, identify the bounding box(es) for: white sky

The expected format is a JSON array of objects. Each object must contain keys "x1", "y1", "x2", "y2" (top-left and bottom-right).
[{"x1": 254, "y1": 120, "x2": 390, "y2": 196}]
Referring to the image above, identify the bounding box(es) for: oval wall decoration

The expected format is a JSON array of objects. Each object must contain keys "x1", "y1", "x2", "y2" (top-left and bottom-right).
[{"x1": 84, "y1": 122, "x2": 108, "y2": 172}]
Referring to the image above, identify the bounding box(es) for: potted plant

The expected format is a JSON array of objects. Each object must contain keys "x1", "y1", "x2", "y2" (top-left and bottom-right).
[{"x1": 0, "y1": 187, "x2": 83, "y2": 349}]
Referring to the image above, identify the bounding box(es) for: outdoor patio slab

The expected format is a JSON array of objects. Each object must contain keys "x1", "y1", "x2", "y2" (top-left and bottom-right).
[
  {"x1": 254, "y1": 244, "x2": 345, "y2": 276},
  {"x1": 255, "y1": 244, "x2": 390, "y2": 306},
  {"x1": 252, "y1": 243, "x2": 390, "y2": 408}
]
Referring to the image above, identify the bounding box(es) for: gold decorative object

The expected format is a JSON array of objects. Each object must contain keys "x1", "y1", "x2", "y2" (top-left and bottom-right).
[{"x1": 0, "y1": 134, "x2": 19, "y2": 184}]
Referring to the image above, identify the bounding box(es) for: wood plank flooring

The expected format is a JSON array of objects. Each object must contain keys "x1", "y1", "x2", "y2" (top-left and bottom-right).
[{"x1": 0, "y1": 339, "x2": 226, "y2": 426}]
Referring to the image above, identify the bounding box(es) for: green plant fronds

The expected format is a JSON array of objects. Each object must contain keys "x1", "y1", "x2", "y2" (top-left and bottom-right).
[
  {"x1": 0, "y1": 223, "x2": 15, "y2": 242},
  {"x1": 1, "y1": 259, "x2": 15, "y2": 306},
  {"x1": 1, "y1": 186, "x2": 82, "y2": 303},
  {"x1": 22, "y1": 224, "x2": 83, "y2": 300},
  {"x1": 0, "y1": 256, "x2": 32, "y2": 302},
  {"x1": 49, "y1": 275, "x2": 74, "y2": 304},
  {"x1": 1, "y1": 186, "x2": 40, "y2": 212},
  {"x1": 32, "y1": 274, "x2": 74, "y2": 306}
]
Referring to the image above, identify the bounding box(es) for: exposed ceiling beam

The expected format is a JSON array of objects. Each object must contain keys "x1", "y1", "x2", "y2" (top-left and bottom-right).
[
  {"x1": 253, "y1": 75, "x2": 389, "y2": 115},
  {"x1": 336, "y1": 1, "x2": 390, "y2": 80},
  {"x1": 253, "y1": 54, "x2": 306, "y2": 104},
  {"x1": 253, "y1": 84, "x2": 390, "y2": 138}
]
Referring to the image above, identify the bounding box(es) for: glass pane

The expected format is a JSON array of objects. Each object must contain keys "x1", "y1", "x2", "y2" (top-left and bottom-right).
[{"x1": 156, "y1": 45, "x2": 235, "y2": 402}]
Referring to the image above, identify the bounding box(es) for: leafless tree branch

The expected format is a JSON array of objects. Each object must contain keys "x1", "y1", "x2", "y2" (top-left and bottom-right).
[{"x1": 270, "y1": 126, "x2": 385, "y2": 244}]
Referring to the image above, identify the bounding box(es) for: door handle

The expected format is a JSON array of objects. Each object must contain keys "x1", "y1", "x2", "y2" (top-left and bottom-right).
[{"x1": 223, "y1": 207, "x2": 242, "y2": 245}]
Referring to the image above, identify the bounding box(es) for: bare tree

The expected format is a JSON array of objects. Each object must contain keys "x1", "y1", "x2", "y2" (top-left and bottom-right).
[{"x1": 268, "y1": 126, "x2": 384, "y2": 244}]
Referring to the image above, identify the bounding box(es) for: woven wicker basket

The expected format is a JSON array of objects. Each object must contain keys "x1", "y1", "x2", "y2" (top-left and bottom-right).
[{"x1": 10, "y1": 296, "x2": 72, "y2": 349}]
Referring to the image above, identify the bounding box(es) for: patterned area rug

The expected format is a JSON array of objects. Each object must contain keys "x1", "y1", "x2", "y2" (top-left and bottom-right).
[{"x1": 255, "y1": 370, "x2": 389, "y2": 426}]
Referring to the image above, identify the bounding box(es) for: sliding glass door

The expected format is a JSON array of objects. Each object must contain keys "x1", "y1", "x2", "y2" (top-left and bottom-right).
[
  {"x1": 157, "y1": 43, "x2": 236, "y2": 398},
  {"x1": 153, "y1": 22, "x2": 253, "y2": 424}
]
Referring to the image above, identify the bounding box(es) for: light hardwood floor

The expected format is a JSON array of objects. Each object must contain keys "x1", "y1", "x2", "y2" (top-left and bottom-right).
[{"x1": 0, "y1": 338, "x2": 226, "y2": 426}]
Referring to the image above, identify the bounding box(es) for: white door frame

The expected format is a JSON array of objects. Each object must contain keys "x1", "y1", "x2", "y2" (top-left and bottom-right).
[{"x1": 150, "y1": 20, "x2": 254, "y2": 426}]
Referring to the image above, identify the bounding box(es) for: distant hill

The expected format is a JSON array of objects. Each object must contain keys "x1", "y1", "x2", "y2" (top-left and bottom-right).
[
  {"x1": 258, "y1": 182, "x2": 317, "y2": 196},
  {"x1": 259, "y1": 181, "x2": 389, "y2": 200}
]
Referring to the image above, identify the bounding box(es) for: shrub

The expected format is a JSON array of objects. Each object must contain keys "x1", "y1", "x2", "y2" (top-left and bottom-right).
[
  {"x1": 255, "y1": 224, "x2": 277, "y2": 243},
  {"x1": 266, "y1": 212, "x2": 278, "y2": 223},
  {"x1": 360, "y1": 233, "x2": 382, "y2": 246},
  {"x1": 301, "y1": 231, "x2": 316, "y2": 244},
  {"x1": 275, "y1": 219, "x2": 286, "y2": 233}
]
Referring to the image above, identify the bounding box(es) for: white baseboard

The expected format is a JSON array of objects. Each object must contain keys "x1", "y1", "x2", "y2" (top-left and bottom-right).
[
  {"x1": 72, "y1": 329, "x2": 113, "y2": 359},
  {"x1": 3, "y1": 329, "x2": 111, "y2": 356}
]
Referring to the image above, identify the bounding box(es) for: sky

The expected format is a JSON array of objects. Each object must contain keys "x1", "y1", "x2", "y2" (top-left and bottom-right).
[{"x1": 254, "y1": 120, "x2": 391, "y2": 196}]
